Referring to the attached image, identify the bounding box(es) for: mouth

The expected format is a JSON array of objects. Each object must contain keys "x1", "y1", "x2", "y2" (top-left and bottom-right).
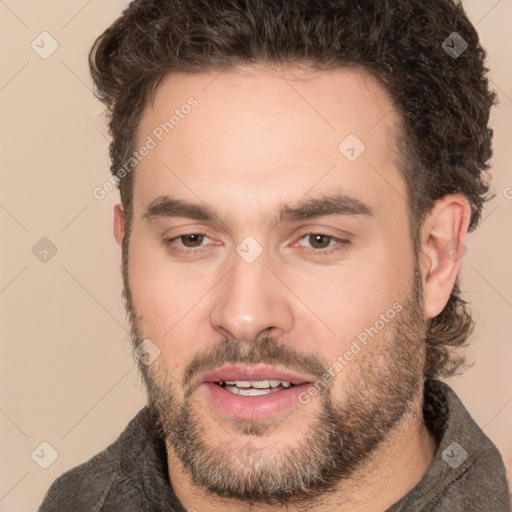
[{"x1": 198, "y1": 364, "x2": 316, "y2": 420}]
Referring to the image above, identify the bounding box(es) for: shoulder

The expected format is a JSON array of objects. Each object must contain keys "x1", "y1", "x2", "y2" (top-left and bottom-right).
[
  {"x1": 37, "y1": 407, "x2": 151, "y2": 512},
  {"x1": 422, "y1": 380, "x2": 510, "y2": 511},
  {"x1": 435, "y1": 381, "x2": 510, "y2": 510}
]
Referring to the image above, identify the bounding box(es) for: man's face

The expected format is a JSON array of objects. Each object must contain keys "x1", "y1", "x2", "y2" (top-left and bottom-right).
[{"x1": 118, "y1": 66, "x2": 428, "y2": 502}]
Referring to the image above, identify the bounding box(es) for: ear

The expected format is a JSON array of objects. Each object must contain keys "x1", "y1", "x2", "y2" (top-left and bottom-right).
[
  {"x1": 418, "y1": 194, "x2": 471, "y2": 319},
  {"x1": 113, "y1": 204, "x2": 125, "y2": 247}
]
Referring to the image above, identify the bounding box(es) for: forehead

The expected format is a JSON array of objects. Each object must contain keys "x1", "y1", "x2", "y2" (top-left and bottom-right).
[{"x1": 133, "y1": 65, "x2": 406, "y2": 221}]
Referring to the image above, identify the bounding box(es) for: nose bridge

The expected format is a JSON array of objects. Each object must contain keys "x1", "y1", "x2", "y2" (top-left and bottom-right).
[{"x1": 210, "y1": 244, "x2": 294, "y2": 340}]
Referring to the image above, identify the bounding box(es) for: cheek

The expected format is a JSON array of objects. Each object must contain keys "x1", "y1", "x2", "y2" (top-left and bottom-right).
[
  {"x1": 128, "y1": 231, "x2": 185, "y2": 316},
  {"x1": 285, "y1": 267, "x2": 378, "y2": 354},
  {"x1": 285, "y1": 246, "x2": 414, "y2": 357},
  {"x1": 127, "y1": 240, "x2": 215, "y2": 371},
  {"x1": 128, "y1": 257, "x2": 174, "y2": 319}
]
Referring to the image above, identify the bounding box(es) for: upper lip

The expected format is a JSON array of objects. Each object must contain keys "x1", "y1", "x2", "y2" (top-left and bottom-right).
[{"x1": 199, "y1": 364, "x2": 316, "y2": 385}]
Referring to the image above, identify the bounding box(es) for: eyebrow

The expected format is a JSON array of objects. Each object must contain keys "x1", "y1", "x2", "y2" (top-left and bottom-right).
[{"x1": 142, "y1": 193, "x2": 373, "y2": 225}]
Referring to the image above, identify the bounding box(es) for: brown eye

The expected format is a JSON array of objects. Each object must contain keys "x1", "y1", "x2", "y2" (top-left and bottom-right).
[
  {"x1": 179, "y1": 233, "x2": 205, "y2": 247},
  {"x1": 295, "y1": 232, "x2": 351, "y2": 256},
  {"x1": 162, "y1": 232, "x2": 217, "y2": 255},
  {"x1": 298, "y1": 233, "x2": 336, "y2": 250},
  {"x1": 307, "y1": 234, "x2": 332, "y2": 249}
]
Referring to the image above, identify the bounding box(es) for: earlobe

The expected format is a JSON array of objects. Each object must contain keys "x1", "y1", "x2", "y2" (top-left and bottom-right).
[
  {"x1": 419, "y1": 194, "x2": 471, "y2": 319},
  {"x1": 113, "y1": 204, "x2": 125, "y2": 247}
]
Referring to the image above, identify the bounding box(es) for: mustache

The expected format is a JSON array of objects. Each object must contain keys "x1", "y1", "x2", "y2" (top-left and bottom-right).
[{"x1": 182, "y1": 336, "x2": 328, "y2": 394}]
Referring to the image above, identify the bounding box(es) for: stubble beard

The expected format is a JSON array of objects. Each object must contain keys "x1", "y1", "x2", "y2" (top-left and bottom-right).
[{"x1": 123, "y1": 263, "x2": 427, "y2": 507}]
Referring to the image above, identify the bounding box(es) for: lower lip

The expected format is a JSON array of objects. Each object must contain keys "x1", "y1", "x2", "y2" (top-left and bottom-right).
[{"x1": 200, "y1": 382, "x2": 313, "y2": 420}]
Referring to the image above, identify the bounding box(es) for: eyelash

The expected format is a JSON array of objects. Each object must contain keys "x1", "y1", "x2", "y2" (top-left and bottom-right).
[{"x1": 162, "y1": 231, "x2": 351, "y2": 257}]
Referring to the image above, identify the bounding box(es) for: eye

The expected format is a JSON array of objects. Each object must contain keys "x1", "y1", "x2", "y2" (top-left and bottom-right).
[
  {"x1": 163, "y1": 233, "x2": 213, "y2": 253},
  {"x1": 295, "y1": 232, "x2": 351, "y2": 255}
]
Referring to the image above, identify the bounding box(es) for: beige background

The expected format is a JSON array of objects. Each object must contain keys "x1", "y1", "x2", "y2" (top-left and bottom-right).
[{"x1": 0, "y1": 1, "x2": 511, "y2": 510}]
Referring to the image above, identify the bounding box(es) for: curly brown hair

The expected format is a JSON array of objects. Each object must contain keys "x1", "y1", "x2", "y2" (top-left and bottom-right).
[{"x1": 89, "y1": 0, "x2": 495, "y2": 378}]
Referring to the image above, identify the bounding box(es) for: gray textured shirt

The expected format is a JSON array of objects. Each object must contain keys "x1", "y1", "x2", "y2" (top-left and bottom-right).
[{"x1": 38, "y1": 379, "x2": 510, "y2": 511}]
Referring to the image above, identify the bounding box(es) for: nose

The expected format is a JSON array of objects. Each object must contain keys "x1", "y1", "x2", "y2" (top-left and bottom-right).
[{"x1": 209, "y1": 248, "x2": 295, "y2": 342}]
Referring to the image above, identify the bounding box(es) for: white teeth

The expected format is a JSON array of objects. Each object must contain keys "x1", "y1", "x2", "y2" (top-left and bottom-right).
[
  {"x1": 237, "y1": 388, "x2": 273, "y2": 396},
  {"x1": 224, "y1": 380, "x2": 251, "y2": 388},
  {"x1": 220, "y1": 379, "x2": 293, "y2": 392},
  {"x1": 251, "y1": 380, "x2": 270, "y2": 388}
]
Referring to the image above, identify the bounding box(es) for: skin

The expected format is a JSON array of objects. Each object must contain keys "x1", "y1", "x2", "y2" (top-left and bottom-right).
[{"x1": 113, "y1": 65, "x2": 471, "y2": 511}]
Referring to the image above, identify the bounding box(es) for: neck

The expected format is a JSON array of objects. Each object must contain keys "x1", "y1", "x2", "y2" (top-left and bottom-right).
[{"x1": 166, "y1": 396, "x2": 438, "y2": 512}]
